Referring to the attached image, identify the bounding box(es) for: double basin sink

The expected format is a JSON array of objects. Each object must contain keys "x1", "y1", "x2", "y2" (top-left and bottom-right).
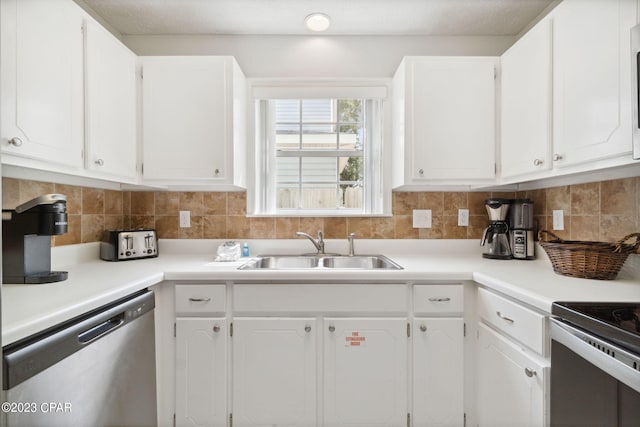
[{"x1": 238, "y1": 254, "x2": 403, "y2": 270}]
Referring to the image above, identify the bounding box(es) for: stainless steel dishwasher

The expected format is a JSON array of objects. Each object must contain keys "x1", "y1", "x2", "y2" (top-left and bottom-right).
[{"x1": 2, "y1": 289, "x2": 157, "y2": 427}]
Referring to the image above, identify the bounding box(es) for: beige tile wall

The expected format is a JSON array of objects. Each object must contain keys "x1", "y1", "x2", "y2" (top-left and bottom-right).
[{"x1": 3, "y1": 176, "x2": 639, "y2": 245}]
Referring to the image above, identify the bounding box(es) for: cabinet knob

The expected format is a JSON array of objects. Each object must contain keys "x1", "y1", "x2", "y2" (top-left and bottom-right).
[
  {"x1": 533, "y1": 158, "x2": 543, "y2": 166},
  {"x1": 328, "y1": 325, "x2": 335, "y2": 333},
  {"x1": 524, "y1": 368, "x2": 537, "y2": 378},
  {"x1": 553, "y1": 154, "x2": 563, "y2": 162},
  {"x1": 213, "y1": 325, "x2": 221, "y2": 333},
  {"x1": 418, "y1": 169, "x2": 424, "y2": 177},
  {"x1": 214, "y1": 168, "x2": 220, "y2": 176},
  {"x1": 420, "y1": 324, "x2": 427, "y2": 332},
  {"x1": 305, "y1": 325, "x2": 312, "y2": 333},
  {"x1": 95, "y1": 159, "x2": 104, "y2": 166},
  {"x1": 8, "y1": 137, "x2": 22, "y2": 147}
]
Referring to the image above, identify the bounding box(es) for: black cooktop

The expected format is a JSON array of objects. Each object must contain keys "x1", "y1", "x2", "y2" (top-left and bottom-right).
[{"x1": 552, "y1": 302, "x2": 640, "y2": 356}]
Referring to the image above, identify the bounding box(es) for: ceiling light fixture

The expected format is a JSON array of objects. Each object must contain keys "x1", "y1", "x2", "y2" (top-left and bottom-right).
[{"x1": 305, "y1": 13, "x2": 331, "y2": 32}]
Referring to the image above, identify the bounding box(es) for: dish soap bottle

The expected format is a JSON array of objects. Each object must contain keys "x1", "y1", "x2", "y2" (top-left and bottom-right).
[{"x1": 242, "y1": 242, "x2": 250, "y2": 257}]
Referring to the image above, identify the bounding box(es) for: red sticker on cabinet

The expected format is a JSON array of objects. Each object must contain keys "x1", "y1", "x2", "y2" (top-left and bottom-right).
[{"x1": 346, "y1": 331, "x2": 366, "y2": 347}]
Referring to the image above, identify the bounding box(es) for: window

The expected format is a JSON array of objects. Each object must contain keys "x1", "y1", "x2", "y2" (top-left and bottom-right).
[{"x1": 250, "y1": 87, "x2": 389, "y2": 216}]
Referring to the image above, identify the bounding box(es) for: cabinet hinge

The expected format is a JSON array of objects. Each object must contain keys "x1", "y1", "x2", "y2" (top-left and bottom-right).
[
  {"x1": 230, "y1": 322, "x2": 233, "y2": 337},
  {"x1": 229, "y1": 413, "x2": 233, "y2": 427},
  {"x1": 407, "y1": 412, "x2": 411, "y2": 427},
  {"x1": 173, "y1": 413, "x2": 176, "y2": 427},
  {"x1": 173, "y1": 322, "x2": 176, "y2": 337},
  {"x1": 407, "y1": 323, "x2": 411, "y2": 338},
  {"x1": 141, "y1": 163, "x2": 144, "y2": 175},
  {"x1": 140, "y1": 67, "x2": 143, "y2": 79},
  {"x1": 494, "y1": 67, "x2": 497, "y2": 79},
  {"x1": 464, "y1": 322, "x2": 466, "y2": 337},
  {"x1": 464, "y1": 412, "x2": 466, "y2": 427}
]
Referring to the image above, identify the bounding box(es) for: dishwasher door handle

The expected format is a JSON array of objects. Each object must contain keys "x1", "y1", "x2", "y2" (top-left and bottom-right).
[{"x1": 78, "y1": 315, "x2": 125, "y2": 344}]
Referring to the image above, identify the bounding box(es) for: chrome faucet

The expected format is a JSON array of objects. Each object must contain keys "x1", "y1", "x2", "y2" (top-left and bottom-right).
[
  {"x1": 296, "y1": 231, "x2": 325, "y2": 254},
  {"x1": 347, "y1": 233, "x2": 356, "y2": 256}
]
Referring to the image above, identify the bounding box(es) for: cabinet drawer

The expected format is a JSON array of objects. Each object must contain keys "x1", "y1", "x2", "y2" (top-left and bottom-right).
[
  {"x1": 413, "y1": 284, "x2": 464, "y2": 315},
  {"x1": 233, "y1": 284, "x2": 407, "y2": 313},
  {"x1": 175, "y1": 284, "x2": 226, "y2": 316},
  {"x1": 477, "y1": 288, "x2": 546, "y2": 355}
]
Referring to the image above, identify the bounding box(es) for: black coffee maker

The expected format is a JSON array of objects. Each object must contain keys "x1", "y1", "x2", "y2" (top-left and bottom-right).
[{"x1": 2, "y1": 194, "x2": 68, "y2": 284}]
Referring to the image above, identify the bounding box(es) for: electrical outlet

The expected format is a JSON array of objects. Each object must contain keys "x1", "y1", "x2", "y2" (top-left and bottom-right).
[
  {"x1": 552, "y1": 210, "x2": 564, "y2": 230},
  {"x1": 458, "y1": 209, "x2": 469, "y2": 226},
  {"x1": 413, "y1": 209, "x2": 432, "y2": 228},
  {"x1": 179, "y1": 210, "x2": 191, "y2": 228}
]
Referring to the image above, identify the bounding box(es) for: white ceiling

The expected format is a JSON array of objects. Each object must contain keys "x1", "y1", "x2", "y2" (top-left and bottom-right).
[{"x1": 80, "y1": 0, "x2": 556, "y2": 36}]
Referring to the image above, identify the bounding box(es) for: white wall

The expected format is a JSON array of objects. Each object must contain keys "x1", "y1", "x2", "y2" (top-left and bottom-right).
[{"x1": 123, "y1": 35, "x2": 514, "y2": 78}]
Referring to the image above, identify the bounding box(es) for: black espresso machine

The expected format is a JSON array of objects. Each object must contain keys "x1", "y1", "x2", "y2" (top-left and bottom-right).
[{"x1": 2, "y1": 194, "x2": 68, "y2": 284}]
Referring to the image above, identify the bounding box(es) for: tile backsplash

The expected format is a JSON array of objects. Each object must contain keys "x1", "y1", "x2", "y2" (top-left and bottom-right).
[{"x1": 2, "y1": 177, "x2": 639, "y2": 246}]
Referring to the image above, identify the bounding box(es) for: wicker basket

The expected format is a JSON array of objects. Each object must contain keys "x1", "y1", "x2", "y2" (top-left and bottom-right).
[{"x1": 538, "y1": 230, "x2": 640, "y2": 280}]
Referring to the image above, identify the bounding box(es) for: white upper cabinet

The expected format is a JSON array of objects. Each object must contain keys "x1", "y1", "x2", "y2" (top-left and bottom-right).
[
  {"x1": 499, "y1": 0, "x2": 638, "y2": 182},
  {"x1": 141, "y1": 56, "x2": 246, "y2": 187},
  {"x1": 1, "y1": 0, "x2": 84, "y2": 168},
  {"x1": 84, "y1": 18, "x2": 137, "y2": 181},
  {"x1": 501, "y1": 18, "x2": 553, "y2": 179},
  {"x1": 552, "y1": 0, "x2": 637, "y2": 168},
  {"x1": 393, "y1": 56, "x2": 497, "y2": 188}
]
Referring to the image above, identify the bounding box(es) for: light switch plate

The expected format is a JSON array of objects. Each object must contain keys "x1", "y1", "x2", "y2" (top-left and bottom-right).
[
  {"x1": 458, "y1": 209, "x2": 469, "y2": 226},
  {"x1": 552, "y1": 210, "x2": 564, "y2": 230},
  {"x1": 413, "y1": 209, "x2": 432, "y2": 228},
  {"x1": 179, "y1": 210, "x2": 191, "y2": 228}
]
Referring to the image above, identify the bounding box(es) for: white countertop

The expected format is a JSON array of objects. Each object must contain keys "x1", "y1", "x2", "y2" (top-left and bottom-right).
[{"x1": 2, "y1": 239, "x2": 639, "y2": 346}]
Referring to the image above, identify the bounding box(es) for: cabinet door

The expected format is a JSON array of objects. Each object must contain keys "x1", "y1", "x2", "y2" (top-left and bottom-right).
[
  {"x1": 141, "y1": 56, "x2": 230, "y2": 182},
  {"x1": 413, "y1": 318, "x2": 464, "y2": 427},
  {"x1": 85, "y1": 18, "x2": 137, "y2": 180},
  {"x1": 409, "y1": 57, "x2": 496, "y2": 181},
  {"x1": 176, "y1": 318, "x2": 227, "y2": 427},
  {"x1": 0, "y1": 0, "x2": 84, "y2": 167},
  {"x1": 552, "y1": 0, "x2": 637, "y2": 167},
  {"x1": 324, "y1": 318, "x2": 408, "y2": 427},
  {"x1": 232, "y1": 318, "x2": 316, "y2": 427},
  {"x1": 501, "y1": 19, "x2": 553, "y2": 179},
  {"x1": 476, "y1": 323, "x2": 548, "y2": 427}
]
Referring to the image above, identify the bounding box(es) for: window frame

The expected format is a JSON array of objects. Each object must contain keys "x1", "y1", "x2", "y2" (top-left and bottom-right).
[{"x1": 247, "y1": 79, "x2": 392, "y2": 217}]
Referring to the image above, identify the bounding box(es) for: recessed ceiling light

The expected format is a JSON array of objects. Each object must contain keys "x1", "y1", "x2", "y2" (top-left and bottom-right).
[{"x1": 305, "y1": 13, "x2": 331, "y2": 32}]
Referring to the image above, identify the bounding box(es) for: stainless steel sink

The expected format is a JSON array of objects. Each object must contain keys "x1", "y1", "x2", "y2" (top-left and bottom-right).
[
  {"x1": 321, "y1": 255, "x2": 402, "y2": 270},
  {"x1": 238, "y1": 255, "x2": 402, "y2": 270},
  {"x1": 238, "y1": 255, "x2": 320, "y2": 270}
]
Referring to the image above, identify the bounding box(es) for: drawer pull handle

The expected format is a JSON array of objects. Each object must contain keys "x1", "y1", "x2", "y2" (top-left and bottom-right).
[
  {"x1": 305, "y1": 325, "x2": 312, "y2": 333},
  {"x1": 328, "y1": 325, "x2": 335, "y2": 333},
  {"x1": 496, "y1": 311, "x2": 515, "y2": 323},
  {"x1": 524, "y1": 368, "x2": 537, "y2": 378},
  {"x1": 429, "y1": 297, "x2": 451, "y2": 302},
  {"x1": 213, "y1": 325, "x2": 221, "y2": 333},
  {"x1": 420, "y1": 324, "x2": 427, "y2": 332},
  {"x1": 189, "y1": 297, "x2": 211, "y2": 303}
]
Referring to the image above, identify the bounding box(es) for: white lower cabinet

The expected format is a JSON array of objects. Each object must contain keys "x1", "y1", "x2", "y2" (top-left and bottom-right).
[
  {"x1": 476, "y1": 322, "x2": 549, "y2": 427},
  {"x1": 232, "y1": 318, "x2": 317, "y2": 427},
  {"x1": 324, "y1": 318, "x2": 408, "y2": 427},
  {"x1": 232, "y1": 317, "x2": 408, "y2": 427},
  {"x1": 412, "y1": 318, "x2": 464, "y2": 427},
  {"x1": 175, "y1": 318, "x2": 228, "y2": 427}
]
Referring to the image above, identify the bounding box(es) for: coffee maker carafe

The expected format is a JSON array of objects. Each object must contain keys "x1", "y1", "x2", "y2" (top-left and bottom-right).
[
  {"x1": 510, "y1": 199, "x2": 535, "y2": 260},
  {"x1": 2, "y1": 194, "x2": 68, "y2": 284},
  {"x1": 481, "y1": 199, "x2": 512, "y2": 259}
]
